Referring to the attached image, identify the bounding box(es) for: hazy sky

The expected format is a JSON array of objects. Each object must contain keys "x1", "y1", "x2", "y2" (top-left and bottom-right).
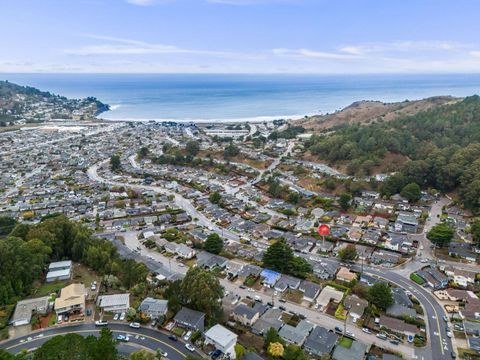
[{"x1": 1, "y1": 0, "x2": 480, "y2": 73}]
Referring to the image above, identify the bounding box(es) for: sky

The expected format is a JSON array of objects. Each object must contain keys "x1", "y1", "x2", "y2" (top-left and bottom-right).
[{"x1": 1, "y1": 0, "x2": 480, "y2": 74}]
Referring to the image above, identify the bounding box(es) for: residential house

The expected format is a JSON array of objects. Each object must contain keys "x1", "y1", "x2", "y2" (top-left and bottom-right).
[
  {"x1": 46, "y1": 260, "x2": 72, "y2": 283},
  {"x1": 449, "y1": 242, "x2": 477, "y2": 262},
  {"x1": 299, "y1": 280, "x2": 321, "y2": 303},
  {"x1": 379, "y1": 315, "x2": 419, "y2": 338},
  {"x1": 174, "y1": 307, "x2": 205, "y2": 332},
  {"x1": 204, "y1": 324, "x2": 238, "y2": 359},
  {"x1": 316, "y1": 286, "x2": 344, "y2": 311},
  {"x1": 54, "y1": 283, "x2": 85, "y2": 316},
  {"x1": 274, "y1": 275, "x2": 301, "y2": 293},
  {"x1": 336, "y1": 267, "x2": 357, "y2": 283},
  {"x1": 303, "y1": 326, "x2": 338, "y2": 358},
  {"x1": 278, "y1": 320, "x2": 314, "y2": 346},
  {"x1": 231, "y1": 303, "x2": 265, "y2": 327},
  {"x1": 139, "y1": 298, "x2": 168, "y2": 319},
  {"x1": 260, "y1": 269, "x2": 281, "y2": 288},
  {"x1": 11, "y1": 296, "x2": 49, "y2": 326},
  {"x1": 97, "y1": 293, "x2": 130, "y2": 313},
  {"x1": 252, "y1": 308, "x2": 283, "y2": 335},
  {"x1": 332, "y1": 340, "x2": 368, "y2": 360},
  {"x1": 344, "y1": 295, "x2": 368, "y2": 321},
  {"x1": 444, "y1": 266, "x2": 477, "y2": 288}
]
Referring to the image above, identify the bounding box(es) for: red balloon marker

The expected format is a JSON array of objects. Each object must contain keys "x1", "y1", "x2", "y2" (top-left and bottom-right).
[{"x1": 318, "y1": 224, "x2": 330, "y2": 237}]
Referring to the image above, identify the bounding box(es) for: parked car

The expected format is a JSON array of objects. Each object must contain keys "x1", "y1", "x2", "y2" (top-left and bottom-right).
[
  {"x1": 210, "y1": 349, "x2": 222, "y2": 359},
  {"x1": 168, "y1": 335, "x2": 178, "y2": 341},
  {"x1": 86, "y1": 309, "x2": 92, "y2": 316},
  {"x1": 120, "y1": 312, "x2": 126, "y2": 321},
  {"x1": 183, "y1": 330, "x2": 192, "y2": 341},
  {"x1": 279, "y1": 306, "x2": 286, "y2": 311},
  {"x1": 443, "y1": 315, "x2": 449, "y2": 322},
  {"x1": 129, "y1": 322, "x2": 141, "y2": 329},
  {"x1": 113, "y1": 313, "x2": 120, "y2": 321},
  {"x1": 390, "y1": 340, "x2": 400, "y2": 345},
  {"x1": 58, "y1": 315, "x2": 63, "y2": 324},
  {"x1": 95, "y1": 320, "x2": 108, "y2": 326},
  {"x1": 157, "y1": 349, "x2": 168, "y2": 358},
  {"x1": 376, "y1": 333, "x2": 387, "y2": 340},
  {"x1": 362, "y1": 328, "x2": 371, "y2": 334},
  {"x1": 185, "y1": 344, "x2": 195, "y2": 352},
  {"x1": 345, "y1": 330, "x2": 355, "y2": 338},
  {"x1": 116, "y1": 334, "x2": 129, "y2": 342},
  {"x1": 334, "y1": 326, "x2": 342, "y2": 333}
]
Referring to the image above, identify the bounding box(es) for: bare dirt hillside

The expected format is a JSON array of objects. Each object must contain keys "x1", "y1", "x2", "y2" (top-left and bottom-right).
[{"x1": 297, "y1": 96, "x2": 459, "y2": 131}]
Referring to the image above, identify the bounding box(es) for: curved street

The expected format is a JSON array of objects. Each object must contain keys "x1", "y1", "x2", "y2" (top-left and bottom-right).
[
  {"x1": 0, "y1": 323, "x2": 201, "y2": 360},
  {"x1": 87, "y1": 159, "x2": 453, "y2": 360}
]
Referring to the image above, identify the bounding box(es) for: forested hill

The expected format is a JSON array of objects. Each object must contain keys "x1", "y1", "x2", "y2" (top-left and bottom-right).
[{"x1": 305, "y1": 95, "x2": 480, "y2": 211}]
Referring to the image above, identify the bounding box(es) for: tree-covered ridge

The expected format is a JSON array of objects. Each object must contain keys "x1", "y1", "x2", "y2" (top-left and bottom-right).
[{"x1": 306, "y1": 95, "x2": 480, "y2": 211}]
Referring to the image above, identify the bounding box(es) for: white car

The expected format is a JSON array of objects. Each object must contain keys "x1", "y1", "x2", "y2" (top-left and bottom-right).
[
  {"x1": 362, "y1": 328, "x2": 371, "y2": 334},
  {"x1": 185, "y1": 343, "x2": 195, "y2": 352},
  {"x1": 183, "y1": 330, "x2": 192, "y2": 341},
  {"x1": 129, "y1": 322, "x2": 141, "y2": 329},
  {"x1": 345, "y1": 330, "x2": 355, "y2": 338},
  {"x1": 113, "y1": 313, "x2": 120, "y2": 321},
  {"x1": 95, "y1": 320, "x2": 109, "y2": 326},
  {"x1": 120, "y1": 312, "x2": 126, "y2": 321}
]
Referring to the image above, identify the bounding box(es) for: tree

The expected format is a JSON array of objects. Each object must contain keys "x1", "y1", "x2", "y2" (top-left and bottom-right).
[
  {"x1": 339, "y1": 193, "x2": 352, "y2": 211},
  {"x1": 114, "y1": 259, "x2": 149, "y2": 289},
  {"x1": 224, "y1": 143, "x2": 240, "y2": 159},
  {"x1": 287, "y1": 192, "x2": 300, "y2": 204},
  {"x1": 338, "y1": 244, "x2": 357, "y2": 261},
  {"x1": 367, "y1": 282, "x2": 393, "y2": 310},
  {"x1": 186, "y1": 140, "x2": 200, "y2": 156},
  {"x1": 267, "y1": 342, "x2": 284, "y2": 357},
  {"x1": 137, "y1": 146, "x2": 149, "y2": 159},
  {"x1": 110, "y1": 154, "x2": 121, "y2": 171},
  {"x1": 264, "y1": 328, "x2": 284, "y2": 349},
  {"x1": 204, "y1": 233, "x2": 224, "y2": 254},
  {"x1": 234, "y1": 344, "x2": 246, "y2": 360},
  {"x1": 401, "y1": 183, "x2": 422, "y2": 202},
  {"x1": 288, "y1": 256, "x2": 313, "y2": 278},
  {"x1": 283, "y1": 345, "x2": 307, "y2": 360},
  {"x1": 263, "y1": 240, "x2": 294, "y2": 274},
  {"x1": 167, "y1": 267, "x2": 224, "y2": 326},
  {"x1": 471, "y1": 220, "x2": 480, "y2": 246},
  {"x1": 427, "y1": 223, "x2": 454, "y2": 248},
  {"x1": 0, "y1": 216, "x2": 17, "y2": 236},
  {"x1": 209, "y1": 191, "x2": 222, "y2": 205},
  {"x1": 130, "y1": 350, "x2": 156, "y2": 360}
]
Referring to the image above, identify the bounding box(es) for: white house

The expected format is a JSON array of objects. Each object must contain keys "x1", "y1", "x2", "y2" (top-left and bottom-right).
[
  {"x1": 204, "y1": 324, "x2": 238, "y2": 359},
  {"x1": 97, "y1": 293, "x2": 130, "y2": 313}
]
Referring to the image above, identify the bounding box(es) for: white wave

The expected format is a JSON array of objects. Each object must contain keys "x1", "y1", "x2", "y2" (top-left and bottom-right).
[
  {"x1": 108, "y1": 104, "x2": 122, "y2": 110},
  {"x1": 98, "y1": 112, "x2": 319, "y2": 123}
]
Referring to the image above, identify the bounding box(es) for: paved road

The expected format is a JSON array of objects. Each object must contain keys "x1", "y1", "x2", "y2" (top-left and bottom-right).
[
  {"x1": 119, "y1": 229, "x2": 416, "y2": 358},
  {"x1": 0, "y1": 323, "x2": 201, "y2": 359},
  {"x1": 88, "y1": 157, "x2": 453, "y2": 359},
  {"x1": 316, "y1": 257, "x2": 453, "y2": 360}
]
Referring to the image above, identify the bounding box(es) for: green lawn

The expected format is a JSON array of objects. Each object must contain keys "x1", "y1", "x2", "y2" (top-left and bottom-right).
[
  {"x1": 33, "y1": 281, "x2": 66, "y2": 297},
  {"x1": 410, "y1": 273, "x2": 425, "y2": 285},
  {"x1": 172, "y1": 327, "x2": 185, "y2": 337},
  {"x1": 338, "y1": 336, "x2": 353, "y2": 349}
]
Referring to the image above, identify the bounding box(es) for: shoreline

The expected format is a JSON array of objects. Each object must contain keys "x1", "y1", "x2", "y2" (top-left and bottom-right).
[{"x1": 97, "y1": 113, "x2": 312, "y2": 124}]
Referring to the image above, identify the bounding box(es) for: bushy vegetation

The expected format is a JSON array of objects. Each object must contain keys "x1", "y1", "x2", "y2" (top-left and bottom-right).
[
  {"x1": 0, "y1": 215, "x2": 148, "y2": 306},
  {"x1": 306, "y1": 96, "x2": 480, "y2": 212},
  {"x1": 262, "y1": 239, "x2": 312, "y2": 278}
]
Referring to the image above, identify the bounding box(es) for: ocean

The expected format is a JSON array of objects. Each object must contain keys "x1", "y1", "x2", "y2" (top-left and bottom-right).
[{"x1": 2, "y1": 73, "x2": 480, "y2": 122}]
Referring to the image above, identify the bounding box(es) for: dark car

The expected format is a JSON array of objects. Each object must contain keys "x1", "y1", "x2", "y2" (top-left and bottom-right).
[
  {"x1": 451, "y1": 352, "x2": 456, "y2": 359},
  {"x1": 279, "y1": 306, "x2": 286, "y2": 311},
  {"x1": 279, "y1": 299, "x2": 286, "y2": 303},
  {"x1": 335, "y1": 326, "x2": 342, "y2": 333},
  {"x1": 239, "y1": 285, "x2": 246, "y2": 289},
  {"x1": 389, "y1": 340, "x2": 400, "y2": 345},
  {"x1": 211, "y1": 349, "x2": 222, "y2": 360},
  {"x1": 168, "y1": 335, "x2": 178, "y2": 341}
]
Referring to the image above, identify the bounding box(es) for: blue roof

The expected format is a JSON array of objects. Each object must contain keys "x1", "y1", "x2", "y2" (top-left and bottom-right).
[{"x1": 260, "y1": 269, "x2": 281, "y2": 286}]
